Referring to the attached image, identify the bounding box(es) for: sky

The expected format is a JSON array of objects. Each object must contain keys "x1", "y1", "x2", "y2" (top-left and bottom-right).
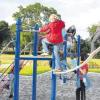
[{"x1": 0, "y1": 0, "x2": 100, "y2": 39}]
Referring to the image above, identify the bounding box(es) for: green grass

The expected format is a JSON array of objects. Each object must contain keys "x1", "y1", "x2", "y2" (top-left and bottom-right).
[
  {"x1": 0, "y1": 54, "x2": 14, "y2": 64},
  {"x1": 0, "y1": 65, "x2": 51, "y2": 75},
  {"x1": 88, "y1": 59, "x2": 100, "y2": 67},
  {"x1": 0, "y1": 54, "x2": 100, "y2": 75},
  {"x1": 89, "y1": 68, "x2": 100, "y2": 73},
  {"x1": 20, "y1": 65, "x2": 51, "y2": 75}
]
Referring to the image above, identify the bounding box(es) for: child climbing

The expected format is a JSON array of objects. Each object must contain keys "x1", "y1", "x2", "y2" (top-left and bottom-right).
[
  {"x1": 66, "y1": 25, "x2": 76, "y2": 50},
  {"x1": 59, "y1": 25, "x2": 77, "y2": 70},
  {"x1": 49, "y1": 25, "x2": 77, "y2": 71},
  {"x1": 39, "y1": 14, "x2": 65, "y2": 71},
  {"x1": 76, "y1": 53, "x2": 90, "y2": 100}
]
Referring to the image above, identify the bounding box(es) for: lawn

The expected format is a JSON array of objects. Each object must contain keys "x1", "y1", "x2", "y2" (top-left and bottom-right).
[
  {"x1": 88, "y1": 59, "x2": 100, "y2": 67},
  {"x1": 0, "y1": 54, "x2": 51, "y2": 75},
  {"x1": 89, "y1": 68, "x2": 100, "y2": 73},
  {"x1": 0, "y1": 54, "x2": 100, "y2": 75}
]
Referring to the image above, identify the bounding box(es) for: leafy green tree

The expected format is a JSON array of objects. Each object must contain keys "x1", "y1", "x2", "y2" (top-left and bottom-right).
[
  {"x1": 10, "y1": 24, "x2": 16, "y2": 35},
  {"x1": 88, "y1": 24, "x2": 100, "y2": 58},
  {"x1": 88, "y1": 25, "x2": 98, "y2": 40},
  {"x1": 12, "y1": 3, "x2": 60, "y2": 49},
  {"x1": 0, "y1": 21, "x2": 11, "y2": 49},
  {"x1": 13, "y1": 3, "x2": 59, "y2": 26},
  {"x1": 80, "y1": 38, "x2": 91, "y2": 54},
  {"x1": 20, "y1": 31, "x2": 32, "y2": 48}
]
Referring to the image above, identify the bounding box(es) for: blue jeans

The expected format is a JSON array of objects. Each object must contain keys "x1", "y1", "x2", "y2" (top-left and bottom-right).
[
  {"x1": 42, "y1": 38, "x2": 50, "y2": 53},
  {"x1": 42, "y1": 38, "x2": 62, "y2": 69},
  {"x1": 59, "y1": 41, "x2": 72, "y2": 52}
]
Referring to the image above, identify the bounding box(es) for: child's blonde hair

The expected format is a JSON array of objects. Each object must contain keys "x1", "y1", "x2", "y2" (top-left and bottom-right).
[{"x1": 49, "y1": 14, "x2": 59, "y2": 22}]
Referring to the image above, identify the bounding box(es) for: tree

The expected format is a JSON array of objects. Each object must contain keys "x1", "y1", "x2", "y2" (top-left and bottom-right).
[
  {"x1": 12, "y1": 3, "x2": 59, "y2": 26},
  {"x1": 10, "y1": 24, "x2": 16, "y2": 35},
  {"x1": 88, "y1": 25, "x2": 98, "y2": 40},
  {"x1": 0, "y1": 21, "x2": 11, "y2": 49},
  {"x1": 80, "y1": 39, "x2": 91, "y2": 54},
  {"x1": 87, "y1": 23, "x2": 100, "y2": 58},
  {"x1": 12, "y1": 3, "x2": 60, "y2": 49}
]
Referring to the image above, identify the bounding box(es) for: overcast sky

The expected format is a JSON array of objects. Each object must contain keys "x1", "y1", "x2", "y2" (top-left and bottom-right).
[{"x1": 0, "y1": 0, "x2": 100, "y2": 39}]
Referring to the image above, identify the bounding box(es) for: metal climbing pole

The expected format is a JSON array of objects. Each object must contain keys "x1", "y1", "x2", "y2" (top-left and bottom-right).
[
  {"x1": 32, "y1": 24, "x2": 39, "y2": 100},
  {"x1": 63, "y1": 34, "x2": 67, "y2": 68},
  {"x1": 76, "y1": 35, "x2": 81, "y2": 85},
  {"x1": 76, "y1": 35, "x2": 81, "y2": 100},
  {"x1": 77, "y1": 35, "x2": 80, "y2": 65},
  {"x1": 14, "y1": 18, "x2": 21, "y2": 100},
  {"x1": 51, "y1": 50, "x2": 56, "y2": 100}
]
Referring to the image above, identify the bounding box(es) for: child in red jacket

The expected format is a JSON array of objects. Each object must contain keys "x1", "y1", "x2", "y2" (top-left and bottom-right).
[
  {"x1": 76, "y1": 53, "x2": 90, "y2": 100},
  {"x1": 39, "y1": 14, "x2": 65, "y2": 71}
]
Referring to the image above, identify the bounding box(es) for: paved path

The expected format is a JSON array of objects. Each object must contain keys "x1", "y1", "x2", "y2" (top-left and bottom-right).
[{"x1": 0, "y1": 72, "x2": 100, "y2": 100}]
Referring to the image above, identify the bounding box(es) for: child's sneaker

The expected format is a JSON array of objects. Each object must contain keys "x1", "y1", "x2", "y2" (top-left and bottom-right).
[
  {"x1": 41, "y1": 52, "x2": 49, "y2": 56},
  {"x1": 55, "y1": 68, "x2": 62, "y2": 72}
]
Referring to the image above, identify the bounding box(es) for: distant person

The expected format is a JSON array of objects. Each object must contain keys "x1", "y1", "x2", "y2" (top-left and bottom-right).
[{"x1": 39, "y1": 14, "x2": 65, "y2": 71}]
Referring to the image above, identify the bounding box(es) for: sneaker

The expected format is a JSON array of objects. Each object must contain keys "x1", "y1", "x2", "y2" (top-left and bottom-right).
[
  {"x1": 55, "y1": 68, "x2": 62, "y2": 72},
  {"x1": 41, "y1": 52, "x2": 49, "y2": 56}
]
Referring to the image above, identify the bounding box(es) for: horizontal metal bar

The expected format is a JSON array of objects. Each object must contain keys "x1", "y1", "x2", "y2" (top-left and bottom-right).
[
  {"x1": 22, "y1": 30, "x2": 32, "y2": 32},
  {"x1": 20, "y1": 56, "x2": 52, "y2": 60},
  {"x1": 22, "y1": 30, "x2": 39, "y2": 32},
  {"x1": 67, "y1": 53, "x2": 78, "y2": 57}
]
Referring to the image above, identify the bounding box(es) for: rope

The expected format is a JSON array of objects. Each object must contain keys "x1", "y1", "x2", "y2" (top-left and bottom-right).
[
  {"x1": 0, "y1": 42, "x2": 32, "y2": 81},
  {"x1": 0, "y1": 40, "x2": 15, "y2": 74},
  {"x1": 53, "y1": 46, "x2": 100, "y2": 74},
  {"x1": 0, "y1": 40, "x2": 15, "y2": 55}
]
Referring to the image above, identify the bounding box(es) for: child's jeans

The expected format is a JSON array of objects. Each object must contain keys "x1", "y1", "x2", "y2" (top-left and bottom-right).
[
  {"x1": 42, "y1": 38, "x2": 62, "y2": 69},
  {"x1": 42, "y1": 38, "x2": 50, "y2": 53},
  {"x1": 67, "y1": 41, "x2": 72, "y2": 49},
  {"x1": 60, "y1": 41, "x2": 72, "y2": 52}
]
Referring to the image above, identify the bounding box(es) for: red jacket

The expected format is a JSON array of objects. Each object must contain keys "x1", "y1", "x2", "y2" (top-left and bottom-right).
[
  {"x1": 80, "y1": 63, "x2": 88, "y2": 80},
  {"x1": 39, "y1": 20, "x2": 65, "y2": 44},
  {"x1": 80, "y1": 63, "x2": 88, "y2": 73}
]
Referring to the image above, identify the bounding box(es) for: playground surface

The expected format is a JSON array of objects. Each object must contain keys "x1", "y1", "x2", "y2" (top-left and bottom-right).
[{"x1": 0, "y1": 72, "x2": 100, "y2": 100}]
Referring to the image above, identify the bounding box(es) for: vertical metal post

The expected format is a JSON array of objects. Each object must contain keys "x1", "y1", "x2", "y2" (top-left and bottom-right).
[
  {"x1": 77, "y1": 35, "x2": 80, "y2": 88},
  {"x1": 77, "y1": 35, "x2": 80, "y2": 78},
  {"x1": 51, "y1": 51, "x2": 56, "y2": 100},
  {"x1": 32, "y1": 24, "x2": 39, "y2": 100},
  {"x1": 76, "y1": 35, "x2": 81, "y2": 100},
  {"x1": 14, "y1": 18, "x2": 21, "y2": 100},
  {"x1": 76, "y1": 35, "x2": 81, "y2": 86},
  {"x1": 63, "y1": 34, "x2": 67, "y2": 68},
  {"x1": 77, "y1": 35, "x2": 80, "y2": 65},
  {"x1": 62, "y1": 35, "x2": 67, "y2": 83}
]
